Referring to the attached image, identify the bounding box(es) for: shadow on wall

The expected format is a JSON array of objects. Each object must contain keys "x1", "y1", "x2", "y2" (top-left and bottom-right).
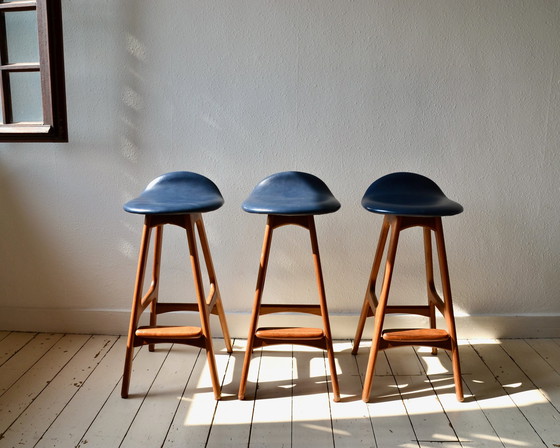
[
  {"x1": 113, "y1": 5, "x2": 252, "y2": 315},
  {"x1": 115, "y1": 47, "x2": 202, "y2": 314}
]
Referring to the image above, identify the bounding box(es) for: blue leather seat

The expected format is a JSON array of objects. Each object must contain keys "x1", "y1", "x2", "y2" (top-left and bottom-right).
[
  {"x1": 124, "y1": 171, "x2": 224, "y2": 215},
  {"x1": 362, "y1": 172, "x2": 463, "y2": 217},
  {"x1": 242, "y1": 171, "x2": 340, "y2": 216}
]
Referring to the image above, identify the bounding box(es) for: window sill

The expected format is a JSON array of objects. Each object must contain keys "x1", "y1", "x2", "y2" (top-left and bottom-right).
[{"x1": 0, "y1": 124, "x2": 67, "y2": 142}]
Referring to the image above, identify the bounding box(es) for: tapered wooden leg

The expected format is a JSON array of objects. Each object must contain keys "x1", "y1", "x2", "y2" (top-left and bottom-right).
[
  {"x1": 423, "y1": 228, "x2": 438, "y2": 355},
  {"x1": 239, "y1": 218, "x2": 274, "y2": 400},
  {"x1": 352, "y1": 298, "x2": 372, "y2": 355},
  {"x1": 434, "y1": 219, "x2": 464, "y2": 401},
  {"x1": 214, "y1": 297, "x2": 232, "y2": 352},
  {"x1": 196, "y1": 217, "x2": 233, "y2": 354},
  {"x1": 308, "y1": 217, "x2": 340, "y2": 402},
  {"x1": 148, "y1": 225, "x2": 164, "y2": 352},
  {"x1": 352, "y1": 218, "x2": 391, "y2": 355},
  {"x1": 122, "y1": 222, "x2": 152, "y2": 398},
  {"x1": 186, "y1": 217, "x2": 222, "y2": 400},
  {"x1": 362, "y1": 217, "x2": 401, "y2": 402}
]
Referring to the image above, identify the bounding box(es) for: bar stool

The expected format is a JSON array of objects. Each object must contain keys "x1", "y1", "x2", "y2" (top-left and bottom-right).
[
  {"x1": 352, "y1": 172, "x2": 464, "y2": 402},
  {"x1": 238, "y1": 171, "x2": 341, "y2": 402},
  {"x1": 121, "y1": 171, "x2": 232, "y2": 400}
]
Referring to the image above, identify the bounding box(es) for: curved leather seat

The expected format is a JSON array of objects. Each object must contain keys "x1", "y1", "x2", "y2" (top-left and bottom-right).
[
  {"x1": 242, "y1": 171, "x2": 340, "y2": 215},
  {"x1": 124, "y1": 171, "x2": 224, "y2": 215},
  {"x1": 362, "y1": 172, "x2": 463, "y2": 217}
]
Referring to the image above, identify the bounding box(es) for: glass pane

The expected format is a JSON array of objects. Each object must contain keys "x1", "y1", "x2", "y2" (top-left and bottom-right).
[
  {"x1": 5, "y1": 10, "x2": 39, "y2": 63},
  {"x1": 9, "y1": 72, "x2": 43, "y2": 123}
]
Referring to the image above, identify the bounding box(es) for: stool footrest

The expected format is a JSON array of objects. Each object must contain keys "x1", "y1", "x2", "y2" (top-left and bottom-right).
[
  {"x1": 155, "y1": 303, "x2": 200, "y2": 314},
  {"x1": 382, "y1": 328, "x2": 450, "y2": 342},
  {"x1": 255, "y1": 327, "x2": 325, "y2": 340},
  {"x1": 136, "y1": 325, "x2": 202, "y2": 339},
  {"x1": 259, "y1": 304, "x2": 322, "y2": 316},
  {"x1": 385, "y1": 305, "x2": 431, "y2": 316}
]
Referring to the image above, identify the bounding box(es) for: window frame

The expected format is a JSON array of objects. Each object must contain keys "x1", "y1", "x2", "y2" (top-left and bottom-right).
[{"x1": 0, "y1": 0, "x2": 67, "y2": 142}]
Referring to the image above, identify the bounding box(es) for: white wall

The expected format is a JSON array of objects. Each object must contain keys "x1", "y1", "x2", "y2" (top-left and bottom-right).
[{"x1": 1, "y1": 0, "x2": 559, "y2": 338}]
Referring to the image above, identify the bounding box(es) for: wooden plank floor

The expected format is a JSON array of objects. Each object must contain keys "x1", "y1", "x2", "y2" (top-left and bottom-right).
[{"x1": 1, "y1": 332, "x2": 560, "y2": 447}]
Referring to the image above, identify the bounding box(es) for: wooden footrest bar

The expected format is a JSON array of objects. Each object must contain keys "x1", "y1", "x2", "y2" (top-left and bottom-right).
[
  {"x1": 155, "y1": 303, "x2": 200, "y2": 314},
  {"x1": 382, "y1": 328, "x2": 450, "y2": 342},
  {"x1": 259, "y1": 304, "x2": 322, "y2": 316},
  {"x1": 135, "y1": 325, "x2": 202, "y2": 339},
  {"x1": 255, "y1": 327, "x2": 325, "y2": 340}
]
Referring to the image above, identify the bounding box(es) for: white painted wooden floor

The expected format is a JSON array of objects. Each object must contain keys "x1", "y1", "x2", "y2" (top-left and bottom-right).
[{"x1": 1, "y1": 332, "x2": 560, "y2": 448}]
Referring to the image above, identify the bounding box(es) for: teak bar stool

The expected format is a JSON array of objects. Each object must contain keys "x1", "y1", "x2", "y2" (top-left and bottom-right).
[
  {"x1": 121, "y1": 171, "x2": 232, "y2": 400},
  {"x1": 238, "y1": 171, "x2": 341, "y2": 402},
  {"x1": 353, "y1": 172, "x2": 464, "y2": 402}
]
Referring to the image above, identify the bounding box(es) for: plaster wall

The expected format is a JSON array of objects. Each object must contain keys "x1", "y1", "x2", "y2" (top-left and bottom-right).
[{"x1": 1, "y1": 0, "x2": 559, "y2": 337}]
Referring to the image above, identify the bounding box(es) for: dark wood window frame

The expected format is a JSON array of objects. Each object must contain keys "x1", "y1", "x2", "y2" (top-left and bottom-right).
[{"x1": 0, "y1": 0, "x2": 67, "y2": 142}]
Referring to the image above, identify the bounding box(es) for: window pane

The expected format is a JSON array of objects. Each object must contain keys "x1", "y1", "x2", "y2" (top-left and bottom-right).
[
  {"x1": 5, "y1": 10, "x2": 39, "y2": 63},
  {"x1": 9, "y1": 72, "x2": 43, "y2": 123}
]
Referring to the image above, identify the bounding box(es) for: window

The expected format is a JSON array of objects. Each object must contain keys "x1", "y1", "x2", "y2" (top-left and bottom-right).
[{"x1": 0, "y1": 0, "x2": 67, "y2": 142}]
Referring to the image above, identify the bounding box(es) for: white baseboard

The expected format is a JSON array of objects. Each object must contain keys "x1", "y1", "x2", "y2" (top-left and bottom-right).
[{"x1": 0, "y1": 307, "x2": 559, "y2": 339}]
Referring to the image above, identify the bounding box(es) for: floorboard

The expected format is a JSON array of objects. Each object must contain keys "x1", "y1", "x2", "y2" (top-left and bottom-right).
[
  {"x1": 461, "y1": 341, "x2": 548, "y2": 448},
  {"x1": 76, "y1": 343, "x2": 171, "y2": 447},
  {"x1": 206, "y1": 339, "x2": 258, "y2": 447},
  {"x1": 0, "y1": 332, "x2": 37, "y2": 367},
  {"x1": 503, "y1": 339, "x2": 560, "y2": 412},
  {"x1": 121, "y1": 343, "x2": 201, "y2": 448},
  {"x1": 474, "y1": 340, "x2": 560, "y2": 447},
  {"x1": 291, "y1": 346, "x2": 334, "y2": 448},
  {"x1": 249, "y1": 344, "x2": 293, "y2": 448},
  {"x1": 416, "y1": 346, "x2": 504, "y2": 448},
  {"x1": 355, "y1": 344, "x2": 419, "y2": 448},
  {"x1": 0, "y1": 334, "x2": 90, "y2": 437},
  {"x1": 1, "y1": 335, "x2": 117, "y2": 447},
  {"x1": 164, "y1": 340, "x2": 229, "y2": 448},
  {"x1": 36, "y1": 336, "x2": 125, "y2": 448},
  {"x1": 385, "y1": 347, "x2": 460, "y2": 448},
  {"x1": 329, "y1": 341, "x2": 376, "y2": 448},
  {"x1": 0, "y1": 334, "x2": 63, "y2": 397},
  {"x1": 0, "y1": 334, "x2": 559, "y2": 447}
]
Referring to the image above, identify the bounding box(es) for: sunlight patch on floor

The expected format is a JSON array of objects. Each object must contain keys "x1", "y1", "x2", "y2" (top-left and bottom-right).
[{"x1": 473, "y1": 433, "x2": 532, "y2": 446}]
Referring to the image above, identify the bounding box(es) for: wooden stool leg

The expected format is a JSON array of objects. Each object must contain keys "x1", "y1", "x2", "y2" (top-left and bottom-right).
[
  {"x1": 186, "y1": 216, "x2": 222, "y2": 400},
  {"x1": 148, "y1": 225, "x2": 164, "y2": 352},
  {"x1": 352, "y1": 218, "x2": 391, "y2": 355},
  {"x1": 434, "y1": 218, "x2": 464, "y2": 401},
  {"x1": 423, "y1": 228, "x2": 438, "y2": 355},
  {"x1": 122, "y1": 221, "x2": 153, "y2": 398},
  {"x1": 195, "y1": 218, "x2": 233, "y2": 354},
  {"x1": 239, "y1": 217, "x2": 274, "y2": 400},
  {"x1": 362, "y1": 217, "x2": 401, "y2": 402},
  {"x1": 308, "y1": 217, "x2": 340, "y2": 402},
  {"x1": 352, "y1": 299, "x2": 372, "y2": 355},
  {"x1": 214, "y1": 298, "x2": 232, "y2": 352}
]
